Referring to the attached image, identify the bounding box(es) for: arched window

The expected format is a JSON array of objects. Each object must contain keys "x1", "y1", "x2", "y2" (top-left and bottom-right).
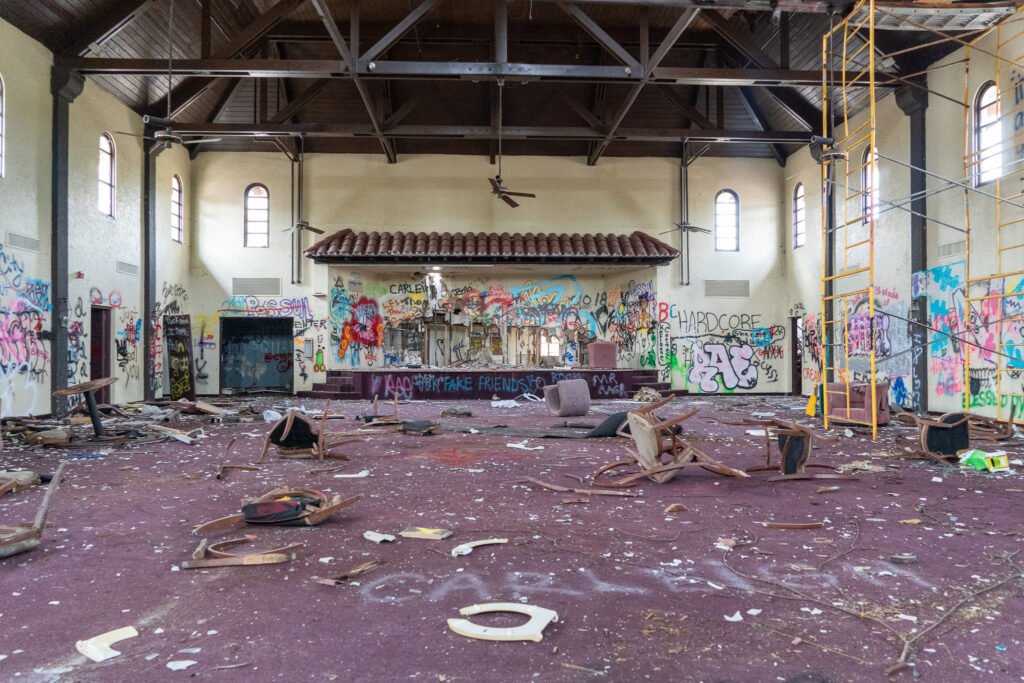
[
  {"x1": 793, "y1": 183, "x2": 806, "y2": 248},
  {"x1": 861, "y1": 146, "x2": 878, "y2": 224},
  {"x1": 98, "y1": 133, "x2": 116, "y2": 216},
  {"x1": 0, "y1": 72, "x2": 5, "y2": 178},
  {"x1": 714, "y1": 189, "x2": 739, "y2": 251},
  {"x1": 244, "y1": 183, "x2": 270, "y2": 247},
  {"x1": 975, "y1": 81, "x2": 1001, "y2": 186},
  {"x1": 171, "y1": 175, "x2": 183, "y2": 243}
]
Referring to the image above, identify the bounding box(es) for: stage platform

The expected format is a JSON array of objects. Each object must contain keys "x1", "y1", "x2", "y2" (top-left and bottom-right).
[{"x1": 302, "y1": 368, "x2": 671, "y2": 401}]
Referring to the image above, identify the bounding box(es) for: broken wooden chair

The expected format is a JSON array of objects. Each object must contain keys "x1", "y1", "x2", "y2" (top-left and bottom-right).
[
  {"x1": 898, "y1": 411, "x2": 972, "y2": 464},
  {"x1": 968, "y1": 404, "x2": 1018, "y2": 441},
  {"x1": 258, "y1": 402, "x2": 357, "y2": 463},
  {"x1": 741, "y1": 419, "x2": 854, "y2": 482},
  {"x1": 0, "y1": 462, "x2": 66, "y2": 559},
  {"x1": 593, "y1": 395, "x2": 748, "y2": 487},
  {"x1": 193, "y1": 486, "x2": 361, "y2": 536},
  {"x1": 359, "y1": 395, "x2": 401, "y2": 426},
  {"x1": 182, "y1": 535, "x2": 304, "y2": 569}
]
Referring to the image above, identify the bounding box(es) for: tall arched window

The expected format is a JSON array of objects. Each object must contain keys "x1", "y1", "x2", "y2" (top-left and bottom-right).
[
  {"x1": 975, "y1": 81, "x2": 1001, "y2": 186},
  {"x1": 861, "y1": 146, "x2": 878, "y2": 224},
  {"x1": 0, "y1": 72, "x2": 5, "y2": 178},
  {"x1": 98, "y1": 133, "x2": 116, "y2": 216},
  {"x1": 714, "y1": 189, "x2": 739, "y2": 252},
  {"x1": 171, "y1": 175, "x2": 184, "y2": 243},
  {"x1": 793, "y1": 183, "x2": 806, "y2": 248},
  {"x1": 244, "y1": 183, "x2": 270, "y2": 247}
]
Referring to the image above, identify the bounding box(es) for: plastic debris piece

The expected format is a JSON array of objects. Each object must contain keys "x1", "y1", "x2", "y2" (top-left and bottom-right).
[
  {"x1": 75, "y1": 626, "x2": 139, "y2": 663},
  {"x1": 363, "y1": 531, "x2": 396, "y2": 544},
  {"x1": 262, "y1": 410, "x2": 283, "y2": 422},
  {"x1": 399, "y1": 526, "x2": 452, "y2": 540},
  {"x1": 899, "y1": 519, "x2": 922, "y2": 525},
  {"x1": 506, "y1": 441, "x2": 543, "y2": 451},
  {"x1": 747, "y1": 609, "x2": 762, "y2": 616},
  {"x1": 889, "y1": 553, "x2": 918, "y2": 564},
  {"x1": 166, "y1": 660, "x2": 197, "y2": 671},
  {"x1": 897, "y1": 614, "x2": 918, "y2": 623},
  {"x1": 715, "y1": 537, "x2": 736, "y2": 551},
  {"x1": 800, "y1": 607, "x2": 822, "y2": 616},
  {"x1": 663, "y1": 503, "x2": 687, "y2": 513},
  {"x1": 332, "y1": 469, "x2": 370, "y2": 478},
  {"x1": 451, "y1": 538, "x2": 508, "y2": 557},
  {"x1": 724, "y1": 611, "x2": 744, "y2": 622},
  {"x1": 816, "y1": 486, "x2": 840, "y2": 494},
  {"x1": 491, "y1": 400, "x2": 520, "y2": 409}
]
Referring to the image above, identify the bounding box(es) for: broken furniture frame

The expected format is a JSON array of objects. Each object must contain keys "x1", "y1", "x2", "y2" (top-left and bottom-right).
[
  {"x1": 593, "y1": 395, "x2": 748, "y2": 487},
  {"x1": 0, "y1": 462, "x2": 67, "y2": 558},
  {"x1": 183, "y1": 535, "x2": 304, "y2": 569},
  {"x1": 193, "y1": 486, "x2": 361, "y2": 535},
  {"x1": 258, "y1": 401, "x2": 356, "y2": 463},
  {"x1": 365, "y1": 395, "x2": 401, "y2": 426},
  {"x1": 738, "y1": 419, "x2": 853, "y2": 482},
  {"x1": 52, "y1": 377, "x2": 118, "y2": 438}
]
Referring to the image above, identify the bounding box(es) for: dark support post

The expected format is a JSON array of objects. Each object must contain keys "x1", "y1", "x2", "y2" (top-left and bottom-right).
[
  {"x1": 142, "y1": 134, "x2": 165, "y2": 401},
  {"x1": 50, "y1": 67, "x2": 85, "y2": 417},
  {"x1": 897, "y1": 80, "x2": 929, "y2": 412},
  {"x1": 201, "y1": 0, "x2": 212, "y2": 58}
]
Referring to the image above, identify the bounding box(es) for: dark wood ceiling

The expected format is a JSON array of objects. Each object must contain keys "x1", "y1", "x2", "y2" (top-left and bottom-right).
[{"x1": 2, "y1": 0, "x2": 1017, "y2": 162}]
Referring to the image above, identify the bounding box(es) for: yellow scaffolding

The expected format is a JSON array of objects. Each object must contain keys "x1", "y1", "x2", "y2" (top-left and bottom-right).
[
  {"x1": 820, "y1": 0, "x2": 879, "y2": 439},
  {"x1": 963, "y1": 15, "x2": 1024, "y2": 421},
  {"x1": 819, "y1": 1, "x2": 1024, "y2": 433}
]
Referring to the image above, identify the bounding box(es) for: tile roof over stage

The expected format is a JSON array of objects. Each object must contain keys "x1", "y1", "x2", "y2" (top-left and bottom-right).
[{"x1": 304, "y1": 229, "x2": 679, "y2": 265}]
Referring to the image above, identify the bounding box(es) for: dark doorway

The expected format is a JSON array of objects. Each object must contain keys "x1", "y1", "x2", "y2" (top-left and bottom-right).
[
  {"x1": 220, "y1": 317, "x2": 294, "y2": 392},
  {"x1": 90, "y1": 307, "x2": 113, "y2": 403},
  {"x1": 790, "y1": 316, "x2": 803, "y2": 396}
]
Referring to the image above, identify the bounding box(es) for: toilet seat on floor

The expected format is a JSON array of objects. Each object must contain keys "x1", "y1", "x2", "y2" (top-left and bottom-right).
[{"x1": 447, "y1": 602, "x2": 559, "y2": 642}]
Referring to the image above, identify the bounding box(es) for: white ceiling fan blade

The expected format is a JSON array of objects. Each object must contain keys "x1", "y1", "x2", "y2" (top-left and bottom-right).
[{"x1": 181, "y1": 137, "x2": 222, "y2": 145}]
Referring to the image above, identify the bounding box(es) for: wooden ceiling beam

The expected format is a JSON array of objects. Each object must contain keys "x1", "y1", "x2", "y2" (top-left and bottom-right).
[
  {"x1": 736, "y1": 86, "x2": 786, "y2": 165},
  {"x1": 359, "y1": 0, "x2": 446, "y2": 65},
  {"x1": 309, "y1": 0, "x2": 397, "y2": 162},
  {"x1": 154, "y1": 0, "x2": 305, "y2": 119},
  {"x1": 60, "y1": 0, "x2": 155, "y2": 57}
]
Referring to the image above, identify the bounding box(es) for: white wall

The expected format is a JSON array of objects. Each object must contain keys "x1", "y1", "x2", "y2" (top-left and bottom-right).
[
  {"x1": 190, "y1": 152, "x2": 791, "y2": 395},
  {"x1": 0, "y1": 18, "x2": 53, "y2": 416},
  {"x1": 0, "y1": 16, "x2": 178, "y2": 413}
]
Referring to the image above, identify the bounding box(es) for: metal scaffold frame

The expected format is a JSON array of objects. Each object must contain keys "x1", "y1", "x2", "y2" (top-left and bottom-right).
[
  {"x1": 819, "y1": 0, "x2": 1024, "y2": 436},
  {"x1": 963, "y1": 15, "x2": 1024, "y2": 422},
  {"x1": 821, "y1": 0, "x2": 880, "y2": 439}
]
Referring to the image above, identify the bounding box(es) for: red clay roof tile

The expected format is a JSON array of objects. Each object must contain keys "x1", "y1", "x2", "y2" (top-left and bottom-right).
[{"x1": 304, "y1": 229, "x2": 679, "y2": 264}]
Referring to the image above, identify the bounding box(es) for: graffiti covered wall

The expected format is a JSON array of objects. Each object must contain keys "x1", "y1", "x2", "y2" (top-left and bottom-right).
[{"x1": 0, "y1": 242, "x2": 51, "y2": 416}]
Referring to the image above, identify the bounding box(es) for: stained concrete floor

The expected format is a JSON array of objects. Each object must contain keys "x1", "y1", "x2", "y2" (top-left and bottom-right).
[{"x1": 0, "y1": 395, "x2": 1022, "y2": 682}]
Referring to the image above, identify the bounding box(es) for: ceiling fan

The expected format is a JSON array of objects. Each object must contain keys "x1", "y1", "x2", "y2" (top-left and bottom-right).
[
  {"x1": 489, "y1": 80, "x2": 536, "y2": 208},
  {"x1": 282, "y1": 219, "x2": 325, "y2": 236},
  {"x1": 116, "y1": 0, "x2": 221, "y2": 148}
]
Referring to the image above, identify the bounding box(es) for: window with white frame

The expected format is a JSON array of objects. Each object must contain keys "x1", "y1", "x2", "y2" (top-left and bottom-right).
[
  {"x1": 975, "y1": 81, "x2": 1001, "y2": 186},
  {"x1": 793, "y1": 182, "x2": 806, "y2": 248},
  {"x1": 171, "y1": 174, "x2": 183, "y2": 243},
  {"x1": 98, "y1": 133, "x2": 116, "y2": 216},
  {"x1": 714, "y1": 189, "x2": 739, "y2": 251},
  {"x1": 861, "y1": 146, "x2": 878, "y2": 224},
  {"x1": 244, "y1": 183, "x2": 270, "y2": 247}
]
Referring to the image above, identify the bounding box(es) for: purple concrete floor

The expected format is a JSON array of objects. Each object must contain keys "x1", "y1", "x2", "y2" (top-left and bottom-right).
[{"x1": 1, "y1": 396, "x2": 1022, "y2": 682}]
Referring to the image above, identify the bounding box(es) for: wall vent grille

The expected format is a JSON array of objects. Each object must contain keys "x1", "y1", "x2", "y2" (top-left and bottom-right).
[
  {"x1": 232, "y1": 277, "x2": 282, "y2": 296},
  {"x1": 116, "y1": 261, "x2": 139, "y2": 276},
  {"x1": 704, "y1": 279, "x2": 750, "y2": 298},
  {"x1": 6, "y1": 232, "x2": 40, "y2": 253},
  {"x1": 937, "y1": 240, "x2": 966, "y2": 259}
]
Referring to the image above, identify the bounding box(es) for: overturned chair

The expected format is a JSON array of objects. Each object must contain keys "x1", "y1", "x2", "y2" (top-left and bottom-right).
[
  {"x1": 893, "y1": 407, "x2": 1016, "y2": 464},
  {"x1": 741, "y1": 419, "x2": 853, "y2": 482},
  {"x1": 593, "y1": 395, "x2": 748, "y2": 487},
  {"x1": 258, "y1": 402, "x2": 357, "y2": 463},
  {"x1": 543, "y1": 379, "x2": 592, "y2": 418}
]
